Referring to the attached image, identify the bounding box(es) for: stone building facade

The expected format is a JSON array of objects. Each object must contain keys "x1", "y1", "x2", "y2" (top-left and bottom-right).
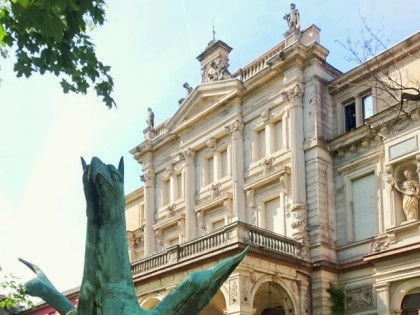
[{"x1": 125, "y1": 19, "x2": 420, "y2": 315}]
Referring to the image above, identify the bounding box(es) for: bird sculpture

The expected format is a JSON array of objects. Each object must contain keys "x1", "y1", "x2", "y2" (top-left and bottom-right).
[{"x1": 20, "y1": 157, "x2": 247, "y2": 315}]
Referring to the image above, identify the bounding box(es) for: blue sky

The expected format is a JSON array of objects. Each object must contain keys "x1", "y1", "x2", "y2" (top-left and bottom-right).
[{"x1": 1, "y1": 0, "x2": 419, "y2": 294}]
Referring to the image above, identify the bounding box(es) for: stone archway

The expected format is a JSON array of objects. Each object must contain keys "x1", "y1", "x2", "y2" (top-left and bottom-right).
[
  {"x1": 390, "y1": 279, "x2": 420, "y2": 314},
  {"x1": 401, "y1": 290, "x2": 420, "y2": 314},
  {"x1": 139, "y1": 294, "x2": 161, "y2": 310},
  {"x1": 252, "y1": 281, "x2": 294, "y2": 315}
]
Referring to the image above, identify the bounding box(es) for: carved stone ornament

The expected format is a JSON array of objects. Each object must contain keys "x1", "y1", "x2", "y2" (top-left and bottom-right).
[
  {"x1": 263, "y1": 157, "x2": 274, "y2": 174},
  {"x1": 206, "y1": 60, "x2": 232, "y2": 83},
  {"x1": 225, "y1": 119, "x2": 244, "y2": 138},
  {"x1": 345, "y1": 286, "x2": 374, "y2": 310},
  {"x1": 240, "y1": 277, "x2": 250, "y2": 304},
  {"x1": 246, "y1": 190, "x2": 254, "y2": 207},
  {"x1": 155, "y1": 229, "x2": 163, "y2": 247},
  {"x1": 229, "y1": 278, "x2": 238, "y2": 304},
  {"x1": 291, "y1": 205, "x2": 307, "y2": 232},
  {"x1": 167, "y1": 204, "x2": 176, "y2": 217},
  {"x1": 291, "y1": 212, "x2": 306, "y2": 230},
  {"x1": 206, "y1": 137, "x2": 217, "y2": 151},
  {"x1": 261, "y1": 109, "x2": 270, "y2": 122},
  {"x1": 370, "y1": 235, "x2": 391, "y2": 253},
  {"x1": 179, "y1": 148, "x2": 195, "y2": 161},
  {"x1": 211, "y1": 182, "x2": 221, "y2": 198},
  {"x1": 197, "y1": 211, "x2": 204, "y2": 228},
  {"x1": 178, "y1": 219, "x2": 185, "y2": 239},
  {"x1": 224, "y1": 198, "x2": 233, "y2": 223},
  {"x1": 279, "y1": 173, "x2": 289, "y2": 195},
  {"x1": 165, "y1": 164, "x2": 174, "y2": 177},
  {"x1": 141, "y1": 169, "x2": 154, "y2": 184}
]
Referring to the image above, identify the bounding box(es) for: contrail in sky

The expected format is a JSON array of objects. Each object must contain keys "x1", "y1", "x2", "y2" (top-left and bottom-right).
[{"x1": 181, "y1": 0, "x2": 195, "y2": 55}]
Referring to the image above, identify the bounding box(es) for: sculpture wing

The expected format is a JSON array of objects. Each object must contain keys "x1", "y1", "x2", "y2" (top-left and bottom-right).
[
  {"x1": 19, "y1": 258, "x2": 76, "y2": 315},
  {"x1": 150, "y1": 247, "x2": 248, "y2": 315}
]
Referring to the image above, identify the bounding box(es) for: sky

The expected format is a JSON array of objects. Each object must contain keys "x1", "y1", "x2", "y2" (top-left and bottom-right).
[{"x1": 1, "y1": 0, "x2": 419, "y2": 297}]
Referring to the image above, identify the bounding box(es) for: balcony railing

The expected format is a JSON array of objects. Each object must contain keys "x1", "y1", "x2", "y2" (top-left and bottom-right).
[
  {"x1": 232, "y1": 41, "x2": 286, "y2": 82},
  {"x1": 131, "y1": 221, "x2": 302, "y2": 277}
]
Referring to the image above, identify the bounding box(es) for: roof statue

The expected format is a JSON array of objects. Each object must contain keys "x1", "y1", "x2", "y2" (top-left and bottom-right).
[
  {"x1": 283, "y1": 3, "x2": 300, "y2": 36},
  {"x1": 19, "y1": 157, "x2": 247, "y2": 315},
  {"x1": 146, "y1": 107, "x2": 154, "y2": 128}
]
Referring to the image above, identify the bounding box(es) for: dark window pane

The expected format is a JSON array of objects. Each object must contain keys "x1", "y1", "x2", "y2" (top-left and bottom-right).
[
  {"x1": 344, "y1": 102, "x2": 356, "y2": 131},
  {"x1": 401, "y1": 292, "x2": 420, "y2": 314}
]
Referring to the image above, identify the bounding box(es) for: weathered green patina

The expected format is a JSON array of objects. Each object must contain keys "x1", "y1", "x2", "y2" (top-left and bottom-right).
[{"x1": 21, "y1": 157, "x2": 247, "y2": 315}]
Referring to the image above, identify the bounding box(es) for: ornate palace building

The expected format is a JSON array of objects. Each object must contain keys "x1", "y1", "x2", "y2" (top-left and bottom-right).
[{"x1": 125, "y1": 8, "x2": 420, "y2": 315}]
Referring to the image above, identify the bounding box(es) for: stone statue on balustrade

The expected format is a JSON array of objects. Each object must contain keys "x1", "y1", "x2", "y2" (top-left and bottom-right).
[
  {"x1": 146, "y1": 107, "x2": 154, "y2": 128},
  {"x1": 19, "y1": 156, "x2": 247, "y2": 315},
  {"x1": 391, "y1": 169, "x2": 420, "y2": 221},
  {"x1": 283, "y1": 3, "x2": 300, "y2": 36}
]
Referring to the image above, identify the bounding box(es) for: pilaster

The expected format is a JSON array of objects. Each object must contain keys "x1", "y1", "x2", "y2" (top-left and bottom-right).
[
  {"x1": 182, "y1": 148, "x2": 197, "y2": 240},
  {"x1": 226, "y1": 118, "x2": 246, "y2": 222},
  {"x1": 287, "y1": 84, "x2": 310, "y2": 254},
  {"x1": 142, "y1": 161, "x2": 155, "y2": 255},
  {"x1": 225, "y1": 273, "x2": 255, "y2": 315},
  {"x1": 376, "y1": 283, "x2": 391, "y2": 315}
]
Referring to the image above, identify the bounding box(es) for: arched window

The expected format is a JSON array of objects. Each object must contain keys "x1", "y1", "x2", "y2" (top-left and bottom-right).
[
  {"x1": 261, "y1": 305, "x2": 285, "y2": 315},
  {"x1": 401, "y1": 292, "x2": 420, "y2": 315}
]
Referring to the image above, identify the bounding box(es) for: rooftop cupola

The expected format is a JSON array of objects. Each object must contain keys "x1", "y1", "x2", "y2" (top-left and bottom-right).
[{"x1": 196, "y1": 29, "x2": 233, "y2": 83}]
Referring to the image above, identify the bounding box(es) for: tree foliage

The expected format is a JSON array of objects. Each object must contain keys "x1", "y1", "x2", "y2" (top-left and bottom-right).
[
  {"x1": 0, "y1": 0, "x2": 115, "y2": 108},
  {"x1": 326, "y1": 283, "x2": 345, "y2": 315},
  {"x1": 336, "y1": 18, "x2": 420, "y2": 116},
  {"x1": 0, "y1": 267, "x2": 33, "y2": 314}
]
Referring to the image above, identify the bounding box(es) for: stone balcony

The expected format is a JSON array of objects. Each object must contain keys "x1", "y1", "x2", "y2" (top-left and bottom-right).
[{"x1": 131, "y1": 221, "x2": 303, "y2": 278}]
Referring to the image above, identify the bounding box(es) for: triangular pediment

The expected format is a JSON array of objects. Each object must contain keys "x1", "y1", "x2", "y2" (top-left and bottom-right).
[{"x1": 165, "y1": 79, "x2": 243, "y2": 134}]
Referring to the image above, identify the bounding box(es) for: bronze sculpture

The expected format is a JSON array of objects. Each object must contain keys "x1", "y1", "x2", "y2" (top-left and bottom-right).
[{"x1": 20, "y1": 157, "x2": 247, "y2": 314}]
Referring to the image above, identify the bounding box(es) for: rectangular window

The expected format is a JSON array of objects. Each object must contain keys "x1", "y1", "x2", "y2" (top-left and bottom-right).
[
  {"x1": 264, "y1": 197, "x2": 281, "y2": 234},
  {"x1": 207, "y1": 156, "x2": 214, "y2": 184},
  {"x1": 162, "y1": 179, "x2": 170, "y2": 206},
  {"x1": 221, "y1": 149, "x2": 228, "y2": 177},
  {"x1": 351, "y1": 173, "x2": 377, "y2": 241},
  {"x1": 274, "y1": 120, "x2": 283, "y2": 151},
  {"x1": 175, "y1": 173, "x2": 183, "y2": 199},
  {"x1": 257, "y1": 128, "x2": 266, "y2": 159},
  {"x1": 212, "y1": 219, "x2": 225, "y2": 230},
  {"x1": 362, "y1": 94, "x2": 373, "y2": 120},
  {"x1": 168, "y1": 237, "x2": 179, "y2": 246},
  {"x1": 344, "y1": 102, "x2": 356, "y2": 131}
]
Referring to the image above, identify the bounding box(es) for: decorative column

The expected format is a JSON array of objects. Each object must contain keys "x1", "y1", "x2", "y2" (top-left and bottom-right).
[
  {"x1": 225, "y1": 118, "x2": 246, "y2": 222},
  {"x1": 141, "y1": 154, "x2": 156, "y2": 255},
  {"x1": 181, "y1": 148, "x2": 196, "y2": 240},
  {"x1": 287, "y1": 84, "x2": 309, "y2": 246}
]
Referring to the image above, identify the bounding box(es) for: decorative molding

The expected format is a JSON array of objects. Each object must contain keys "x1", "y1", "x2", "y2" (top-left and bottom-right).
[
  {"x1": 370, "y1": 235, "x2": 391, "y2": 253},
  {"x1": 229, "y1": 278, "x2": 238, "y2": 304},
  {"x1": 345, "y1": 285, "x2": 374, "y2": 311},
  {"x1": 206, "y1": 138, "x2": 217, "y2": 151}
]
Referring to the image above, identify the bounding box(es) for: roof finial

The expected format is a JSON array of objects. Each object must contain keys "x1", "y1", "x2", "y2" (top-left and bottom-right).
[{"x1": 212, "y1": 22, "x2": 216, "y2": 41}]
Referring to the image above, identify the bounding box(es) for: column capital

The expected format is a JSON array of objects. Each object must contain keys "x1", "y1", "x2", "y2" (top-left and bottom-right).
[
  {"x1": 225, "y1": 118, "x2": 244, "y2": 139},
  {"x1": 141, "y1": 168, "x2": 155, "y2": 187},
  {"x1": 285, "y1": 83, "x2": 303, "y2": 108},
  {"x1": 179, "y1": 148, "x2": 195, "y2": 162}
]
